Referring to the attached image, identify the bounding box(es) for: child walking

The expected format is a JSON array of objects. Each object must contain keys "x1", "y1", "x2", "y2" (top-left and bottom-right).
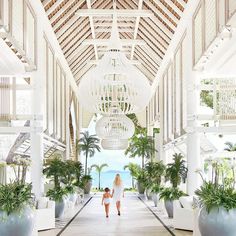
[{"x1": 102, "y1": 187, "x2": 112, "y2": 218}]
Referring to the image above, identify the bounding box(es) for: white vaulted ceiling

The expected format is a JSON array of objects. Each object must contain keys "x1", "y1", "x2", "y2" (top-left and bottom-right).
[{"x1": 41, "y1": 0, "x2": 188, "y2": 84}]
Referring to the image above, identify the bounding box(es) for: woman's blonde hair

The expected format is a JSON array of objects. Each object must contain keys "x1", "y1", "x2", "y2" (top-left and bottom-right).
[{"x1": 113, "y1": 174, "x2": 122, "y2": 186}]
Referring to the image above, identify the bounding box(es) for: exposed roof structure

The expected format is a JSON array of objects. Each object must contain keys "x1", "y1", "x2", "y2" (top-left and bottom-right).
[{"x1": 41, "y1": 0, "x2": 188, "y2": 83}]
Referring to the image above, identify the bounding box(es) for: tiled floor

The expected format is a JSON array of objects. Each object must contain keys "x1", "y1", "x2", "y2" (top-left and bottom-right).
[{"x1": 39, "y1": 193, "x2": 193, "y2": 236}]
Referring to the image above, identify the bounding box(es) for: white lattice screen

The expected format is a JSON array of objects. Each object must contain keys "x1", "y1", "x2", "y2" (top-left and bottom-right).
[
  {"x1": 218, "y1": 78, "x2": 236, "y2": 120},
  {"x1": 205, "y1": 0, "x2": 217, "y2": 49},
  {"x1": 0, "y1": 77, "x2": 10, "y2": 120}
]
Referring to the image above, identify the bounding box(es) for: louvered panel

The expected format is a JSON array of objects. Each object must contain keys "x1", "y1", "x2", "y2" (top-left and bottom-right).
[
  {"x1": 193, "y1": 5, "x2": 203, "y2": 65},
  {"x1": 0, "y1": 77, "x2": 10, "y2": 120},
  {"x1": 174, "y1": 47, "x2": 181, "y2": 136},
  {"x1": 228, "y1": 0, "x2": 236, "y2": 19},
  {"x1": 25, "y1": 5, "x2": 36, "y2": 64},
  {"x1": 218, "y1": 78, "x2": 236, "y2": 120},
  {"x1": 11, "y1": 0, "x2": 24, "y2": 49},
  {"x1": 205, "y1": 0, "x2": 217, "y2": 49}
]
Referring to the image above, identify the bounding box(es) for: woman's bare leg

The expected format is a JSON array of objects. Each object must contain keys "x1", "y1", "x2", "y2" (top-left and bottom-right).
[{"x1": 116, "y1": 201, "x2": 121, "y2": 215}]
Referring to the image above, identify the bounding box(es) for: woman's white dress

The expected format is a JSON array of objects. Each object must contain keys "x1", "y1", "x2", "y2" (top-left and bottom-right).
[{"x1": 113, "y1": 184, "x2": 123, "y2": 202}]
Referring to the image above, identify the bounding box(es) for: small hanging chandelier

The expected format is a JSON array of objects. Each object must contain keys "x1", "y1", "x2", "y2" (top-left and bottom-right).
[
  {"x1": 78, "y1": 13, "x2": 151, "y2": 115},
  {"x1": 95, "y1": 115, "x2": 135, "y2": 139},
  {"x1": 101, "y1": 138, "x2": 128, "y2": 150}
]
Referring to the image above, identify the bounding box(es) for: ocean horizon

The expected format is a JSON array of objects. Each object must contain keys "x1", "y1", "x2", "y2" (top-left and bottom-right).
[{"x1": 90, "y1": 170, "x2": 133, "y2": 189}]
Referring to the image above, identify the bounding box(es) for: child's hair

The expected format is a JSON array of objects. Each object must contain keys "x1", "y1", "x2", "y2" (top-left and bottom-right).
[{"x1": 104, "y1": 187, "x2": 110, "y2": 192}]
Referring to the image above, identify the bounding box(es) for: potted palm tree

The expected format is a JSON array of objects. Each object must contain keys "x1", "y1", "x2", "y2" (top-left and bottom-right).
[
  {"x1": 0, "y1": 182, "x2": 35, "y2": 236},
  {"x1": 144, "y1": 161, "x2": 166, "y2": 205},
  {"x1": 125, "y1": 135, "x2": 157, "y2": 169},
  {"x1": 91, "y1": 163, "x2": 108, "y2": 190},
  {"x1": 195, "y1": 158, "x2": 236, "y2": 236},
  {"x1": 77, "y1": 131, "x2": 101, "y2": 194},
  {"x1": 160, "y1": 153, "x2": 188, "y2": 218},
  {"x1": 43, "y1": 153, "x2": 68, "y2": 218}
]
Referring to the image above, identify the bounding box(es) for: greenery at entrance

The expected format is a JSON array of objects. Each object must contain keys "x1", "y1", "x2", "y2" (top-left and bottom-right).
[{"x1": 76, "y1": 131, "x2": 101, "y2": 175}]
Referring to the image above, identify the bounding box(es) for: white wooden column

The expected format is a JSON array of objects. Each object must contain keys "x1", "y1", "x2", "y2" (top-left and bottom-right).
[
  {"x1": 185, "y1": 20, "x2": 202, "y2": 195},
  {"x1": 30, "y1": 16, "x2": 44, "y2": 199}
]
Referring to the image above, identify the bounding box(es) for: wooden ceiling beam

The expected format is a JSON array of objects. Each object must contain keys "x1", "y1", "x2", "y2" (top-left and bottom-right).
[
  {"x1": 46, "y1": 0, "x2": 64, "y2": 16},
  {"x1": 163, "y1": 0, "x2": 183, "y2": 16},
  {"x1": 152, "y1": 0, "x2": 180, "y2": 23},
  {"x1": 61, "y1": 20, "x2": 90, "y2": 49},
  {"x1": 86, "y1": 0, "x2": 98, "y2": 60},
  {"x1": 56, "y1": 0, "x2": 112, "y2": 41},
  {"x1": 52, "y1": 0, "x2": 84, "y2": 30},
  {"x1": 64, "y1": 30, "x2": 91, "y2": 58}
]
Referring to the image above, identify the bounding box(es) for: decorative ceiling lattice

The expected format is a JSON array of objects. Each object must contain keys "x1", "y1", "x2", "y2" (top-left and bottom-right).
[{"x1": 41, "y1": 0, "x2": 188, "y2": 83}]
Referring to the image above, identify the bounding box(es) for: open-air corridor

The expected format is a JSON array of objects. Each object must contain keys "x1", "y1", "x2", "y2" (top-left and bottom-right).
[{"x1": 39, "y1": 194, "x2": 192, "y2": 236}]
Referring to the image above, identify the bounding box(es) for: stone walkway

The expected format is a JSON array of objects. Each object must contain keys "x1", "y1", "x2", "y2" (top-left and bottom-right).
[{"x1": 39, "y1": 193, "x2": 192, "y2": 236}]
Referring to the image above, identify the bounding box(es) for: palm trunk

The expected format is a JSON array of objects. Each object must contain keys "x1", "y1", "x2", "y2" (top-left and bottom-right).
[
  {"x1": 85, "y1": 151, "x2": 88, "y2": 175},
  {"x1": 142, "y1": 155, "x2": 145, "y2": 169},
  {"x1": 98, "y1": 172, "x2": 101, "y2": 190}
]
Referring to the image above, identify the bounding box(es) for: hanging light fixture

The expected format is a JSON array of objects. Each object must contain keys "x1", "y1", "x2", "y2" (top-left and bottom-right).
[
  {"x1": 78, "y1": 12, "x2": 151, "y2": 115},
  {"x1": 101, "y1": 139, "x2": 128, "y2": 150},
  {"x1": 95, "y1": 114, "x2": 135, "y2": 139}
]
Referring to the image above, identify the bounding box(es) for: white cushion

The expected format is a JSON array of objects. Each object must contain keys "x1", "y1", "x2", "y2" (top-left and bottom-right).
[
  {"x1": 37, "y1": 197, "x2": 49, "y2": 209},
  {"x1": 179, "y1": 196, "x2": 193, "y2": 210}
]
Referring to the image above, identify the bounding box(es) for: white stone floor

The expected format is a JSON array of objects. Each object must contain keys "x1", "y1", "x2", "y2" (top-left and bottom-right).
[{"x1": 39, "y1": 193, "x2": 192, "y2": 236}]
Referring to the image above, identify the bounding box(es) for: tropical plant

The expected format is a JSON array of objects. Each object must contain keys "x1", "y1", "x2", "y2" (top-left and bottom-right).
[
  {"x1": 159, "y1": 187, "x2": 186, "y2": 201},
  {"x1": 196, "y1": 157, "x2": 236, "y2": 213},
  {"x1": 73, "y1": 161, "x2": 84, "y2": 187},
  {"x1": 195, "y1": 181, "x2": 236, "y2": 213},
  {"x1": 145, "y1": 161, "x2": 166, "y2": 186},
  {"x1": 80, "y1": 174, "x2": 93, "y2": 188},
  {"x1": 124, "y1": 163, "x2": 140, "y2": 188},
  {"x1": 224, "y1": 142, "x2": 236, "y2": 152},
  {"x1": 76, "y1": 131, "x2": 101, "y2": 175},
  {"x1": 151, "y1": 184, "x2": 163, "y2": 194},
  {"x1": 165, "y1": 153, "x2": 188, "y2": 188},
  {"x1": 0, "y1": 182, "x2": 33, "y2": 215},
  {"x1": 125, "y1": 135, "x2": 157, "y2": 168},
  {"x1": 46, "y1": 187, "x2": 68, "y2": 202},
  {"x1": 91, "y1": 163, "x2": 108, "y2": 190},
  {"x1": 43, "y1": 153, "x2": 65, "y2": 189}
]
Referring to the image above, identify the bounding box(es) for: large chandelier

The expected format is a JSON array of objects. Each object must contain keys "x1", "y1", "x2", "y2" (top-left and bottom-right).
[
  {"x1": 95, "y1": 115, "x2": 135, "y2": 139},
  {"x1": 101, "y1": 139, "x2": 128, "y2": 150},
  {"x1": 78, "y1": 14, "x2": 151, "y2": 115}
]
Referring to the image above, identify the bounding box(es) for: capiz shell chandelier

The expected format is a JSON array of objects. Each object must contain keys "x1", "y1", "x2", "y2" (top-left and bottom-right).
[
  {"x1": 78, "y1": 14, "x2": 151, "y2": 115},
  {"x1": 95, "y1": 115, "x2": 135, "y2": 139},
  {"x1": 101, "y1": 139, "x2": 128, "y2": 150}
]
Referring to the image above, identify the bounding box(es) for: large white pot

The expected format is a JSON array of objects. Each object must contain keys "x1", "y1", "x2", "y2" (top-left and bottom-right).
[
  {"x1": 199, "y1": 207, "x2": 236, "y2": 236},
  {"x1": 0, "y1": 206, "x2": 35, "y2": 236}
]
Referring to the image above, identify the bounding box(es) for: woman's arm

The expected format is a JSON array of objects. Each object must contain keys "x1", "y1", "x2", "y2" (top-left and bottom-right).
[
  {"x1": 111, "y1": 189, "x2": 114, "y2": 198},
  {"x1": 101, "y1": 194, "x2": 104, "y2": 205}
]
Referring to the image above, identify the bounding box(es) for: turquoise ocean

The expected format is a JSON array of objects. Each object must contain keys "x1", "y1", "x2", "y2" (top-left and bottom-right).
[{"x1": 90, "y1": 170, "x2": 132, "y2": 189}]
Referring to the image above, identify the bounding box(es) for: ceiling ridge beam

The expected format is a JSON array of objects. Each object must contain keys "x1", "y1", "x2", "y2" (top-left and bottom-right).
[
  {"x1": 86, "y1": 0, "x2": 98, "y2": 60},
  {"x1": 76, "y1": 9, "x2": 154, "y2": 17}
]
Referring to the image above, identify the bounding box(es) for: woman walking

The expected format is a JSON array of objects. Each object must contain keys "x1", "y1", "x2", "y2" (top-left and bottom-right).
[{"x1": 112, "y1": 174, "x2": 124, "y2": 216}]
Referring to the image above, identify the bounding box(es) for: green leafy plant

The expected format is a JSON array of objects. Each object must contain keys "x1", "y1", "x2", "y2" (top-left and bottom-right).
[
  {"x1": 125, "y1": 135, "x2": 157, "y2": 168},
  {"x1": 46, "y1": 187, "x2": 68, "y2": 202},
  {"x1": 124, "y1": 163, "x2": 141, "y2": 188},
  {"x1": 43, "y1": 153, "x2": 65, "y2": 189},
  {"x1": 0, "y1": 182, "x2": 33, "y2": 215},
  {"x1": 80, "y1": 174, "x2": 93, "y2": 189},
  {"x1": 166, "y1": 153, "x2": 188, "y2": 188},
  {"x1": 151, "y1": 184, "x2": 163, "y2": 194},
  {"x1": 145, "y1": 161, "x2": 165, "y2": 186},
  {"x1": 159, "y1": 187, "x2": 186, "y2": 201},
  {"x1": 195, "y1": 182, "x2": 236, "y2": 213},
  {"x1": 76, "y1": 131, "x2": 101, "y2": 175},
  {"x1": 91, "y1": 163, "x2": 108, "y2": 190},
  {"x1": 196, "y1": 157, "x2": 236, "y2": 213},
  {"x1": 224, "y1": 142, "x2": 236, "y2": 152}
]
